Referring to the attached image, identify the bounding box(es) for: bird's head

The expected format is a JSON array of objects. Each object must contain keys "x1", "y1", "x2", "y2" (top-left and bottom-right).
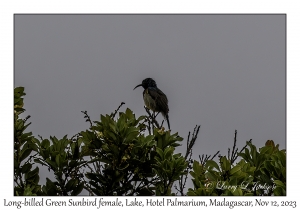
[{"x1": 133, "y1": 78, "x2": 157, "y2": 90}]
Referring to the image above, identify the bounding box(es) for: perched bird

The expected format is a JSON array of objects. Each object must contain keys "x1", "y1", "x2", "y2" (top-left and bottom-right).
[{"x1": 134, "y1": 78, "x2": 170, "y2": 130}]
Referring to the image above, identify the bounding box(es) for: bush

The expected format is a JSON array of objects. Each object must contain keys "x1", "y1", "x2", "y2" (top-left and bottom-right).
[{"x1": 14, "y1": 87, "x2": 286, "y2": 196}]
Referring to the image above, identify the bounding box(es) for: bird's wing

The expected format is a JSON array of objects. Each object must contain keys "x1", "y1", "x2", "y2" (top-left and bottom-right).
[{"x1": 147, "y1": 87, "x2": 169, "y2": 114}]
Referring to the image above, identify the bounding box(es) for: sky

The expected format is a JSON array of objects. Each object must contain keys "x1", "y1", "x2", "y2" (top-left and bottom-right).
[{"x1": 14, "y1": 14, "x2": 285, "y2": 193}]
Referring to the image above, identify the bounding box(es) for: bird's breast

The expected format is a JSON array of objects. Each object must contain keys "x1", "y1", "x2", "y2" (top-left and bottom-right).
[{"x1": 143, "y1": 89, "x2": 157, "y2": 111}]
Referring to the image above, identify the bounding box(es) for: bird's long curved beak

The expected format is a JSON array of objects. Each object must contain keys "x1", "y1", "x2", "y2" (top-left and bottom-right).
[{"x1": 133, "y1": 84, "x2": 142, "y2": 90}]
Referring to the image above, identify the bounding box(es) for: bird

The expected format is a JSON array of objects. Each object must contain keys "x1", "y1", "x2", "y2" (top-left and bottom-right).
[{"x1": 133, "y1": 78, "x2": 170, "y2": 130}]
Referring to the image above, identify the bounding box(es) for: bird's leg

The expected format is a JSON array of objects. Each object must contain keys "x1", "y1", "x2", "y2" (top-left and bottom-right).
[
  {"x1": 144, "y1": 107, "x2": 160, "y2": 129},
  {"x1": 154, "y1": 112, "x2": 160, "y2": 118},
  {"x1": 150, "y1": 111, "x2": 155, "y2": 133},
  {"x1": 160, "y1": 120, "x2": 164, "y2": 129},
  {"x1": 152, "y1": 111, "x2": 156, "y2": 119}
]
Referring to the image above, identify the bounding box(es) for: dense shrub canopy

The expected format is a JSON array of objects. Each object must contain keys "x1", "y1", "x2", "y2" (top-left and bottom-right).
[{"x1": 14, "y1": 87, "x2": 286, "y2": 196}]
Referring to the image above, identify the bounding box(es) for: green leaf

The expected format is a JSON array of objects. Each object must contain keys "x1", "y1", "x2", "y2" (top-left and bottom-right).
[
  {"x1": 156, "y1": 147, "x2": 164, "y2": 159},
  {"x1": 259, "y1": 146, "x2": 273, "y2": 155},
  {"x1": 31, "y1": 138, "x2": 41, "y2": 146},
  {"x1": 137, "y1": 115, "x2": 146, "y2": 122},
  {"x1": 277, "y1": 151, "x2": 286, "y2": 165},
  {"x1": 45, "y1": 178, "x2": 57, "y2": 195},
  {"x1": 23, "y1": 185, "x2": 36, "y2": 196},
  {"x1": 14, "y1": 107, "x2": 25, "y2": 112},
  {"x1": 137, "y1": 187, "x2": 154, "y2": 196},
  {"x1": 273, "y1": 186, "x2": 286, "y2": 196},
  {"x1": 50, "y1": 136, "x2": 59, "y2": 144},
  {"x1": 229, "y1": 176, "x2": 237, "y2": 186},
  {"x1": 89, "y1": 158, "x2": 111, "y2": 165},
  {"x1": 20, "y1": 132, "x2": 33, "y2": 142},
  {"x1": 55, "y1": 155, "x2": 61, "y2": 168},
  {"x1": 189, "y1": 171, "x2": 197, "y2": 178},
  {"x1": 123, "y1": 129, "x2": 139, "y2": 143},
  {"x1": 125, "y1": 108, "x2": 134, "y2": 119},
  {"x1": 16, "y1": 120, "x2": 24, "y2": 131},
  {"x1": 193, "y1": 160, "x2": 202, "y2": 175},
  {"x1": 25, "y1": 167, "x2": 39, "y2": 180},
  {"x1": 45, "y1": 158, "x2": 57, "y2": 169},
  {"x1": 230, "y1": 165, "x2": 241, "y2": 175},
  {"x1": 187, "y1": 191, "x2": 197, "y2": 196},
  {"x1": 274, "y1": 180, "x2": 285, "y2": 188},
  {"x1": 14, "y1": 87, "x2": 25, "y2": 95},
  {"x1": 245, "y1": 148, "x2": 250, "y2": 160},
  {"x1": 232, "y1": 188, "x2": 243, "y2": 196},
  {"x1": 104, "y1": 130, "x2": 117, "y2": 140},
  {"x1": 41, "y1": 139, "x2": 50, "y2": 149},
  {"x1": 109, "y1": 123, "x2": 117, "y2": 133},
  {"x1": 65, "y1": 178, "x2": 79, "y2": 192},
  {"x1": 164, "y1": 147, "x2": 174, "y2": 159},
  {"x1": 21, "y1": 163, "x2": 32, "y2": 173},
  {"x1": 144, "y1": 134, "x2": 154, "y2": 144},
  {"x1": 118, "y1": 163, "x2": 129, "y2": 170},
  {"x1": 206, "y1": 171, "x2": 218, "y2": 181},
  {"x1": 206, "y1": 160, "x2": 220, "y2": 171},
  {"x1": 71, "y1": 182, "x2": 84, "y2": 196},
  {"x1": 220, "y1": 156, "x2": 231, "y2": 171},
  {"x1": 20, "y1": 148, "x2": 32, "y2": 162}
]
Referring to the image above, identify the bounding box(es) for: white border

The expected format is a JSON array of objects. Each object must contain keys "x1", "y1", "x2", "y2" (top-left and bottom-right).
[{"x1": 1, "y1": 0, "x2": 299, "y2": 209}]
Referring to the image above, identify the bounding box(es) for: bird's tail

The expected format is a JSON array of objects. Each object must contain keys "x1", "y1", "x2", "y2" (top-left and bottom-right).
[{"x1": 166, "y1": 114, "x2": 170, "y2": 130}]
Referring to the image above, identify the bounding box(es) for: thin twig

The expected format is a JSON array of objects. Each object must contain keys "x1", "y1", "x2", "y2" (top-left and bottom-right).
[
  {"x1": 229, "y1": 130, "x2": 238, "y2": 164},
  {"x1": 23, "y1": 153, "x2": 38, "y2": 165},
  {"x1": 178, "y1": 125, "x2": 201, "y2": 195},
  {"x1": 186, "y1": 131, "x2": 191, "y2": 154},
  {"x1": 145, "y1": 116, "x2": 152, "y2": 135},
  {"x1": 23, "y1": 115, "x2": 31, "y2": 123},
  {"x1": 111, "y1": 102, "x2": 125, "y2": 118},
  {"x1": 211, "y1": 150, "x2": 220, "y2": 160},
  {"x1": 238, "y1": 139, "x2": 252, "y2": 154},
  {"x1": 70, "y1": 133, "x2": 80, "y2": 141},
  {"x1": 179, "y1": 149, "x2": 193, "y2": 195},
  {"x1": 227, "y1": 130, "x2": 252, "y2": 164},
  {"x1": 185, "y1": 125, "x2": 200, "y2": 159},
  {"x1": 81, "y1": 111, "x2": 93, "y2": 128},
  {"x1": 199, "y1": 150, "x2": 220, "y2": 165},
  {"x1": 228, "y1": 148, "x2": 230, "y2": 161},
  {"x1": 144, "y1": 107, "x2": 160, "y2": 129},
  {"x1": 160, "y1": 120, "x2": 164, "y2": 129}
]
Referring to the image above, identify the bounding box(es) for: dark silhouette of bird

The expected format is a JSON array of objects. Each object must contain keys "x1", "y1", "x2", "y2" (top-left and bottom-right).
[{"x1": 134, "y1": 78, "x2": 170, "y2": 130}]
